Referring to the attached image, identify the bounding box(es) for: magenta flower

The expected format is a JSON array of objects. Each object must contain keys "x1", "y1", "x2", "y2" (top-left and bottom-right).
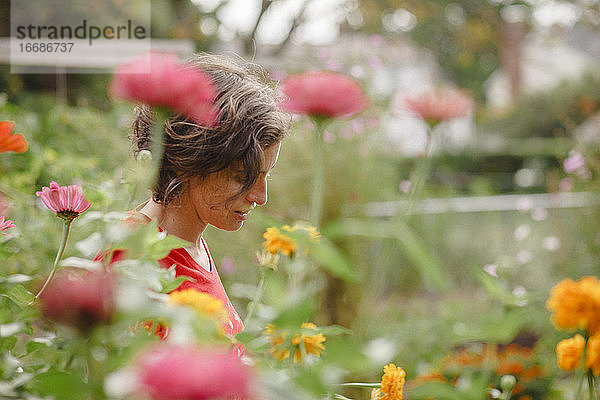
[
  {"x1": 36, "y1": 181, "x2": 91, "y2": 222},
  {"x1": 39, "y1": 269, "x2": 116, "y2": 332},
  {"x1": 136, "y1": 344, "x2": 252, "y2": 400},
  {"x1": 109, "y1": 52, "x2": 218, "y2": 127},
  {"x1": 281, "y1": 71, "x2": 368, "y2": 119},
  {"x1": 0, "y1": 216, "x2": 15, "y2": 235},
  {"x1": 404, "y1": 88, "x2": 473, "y2": 127}
]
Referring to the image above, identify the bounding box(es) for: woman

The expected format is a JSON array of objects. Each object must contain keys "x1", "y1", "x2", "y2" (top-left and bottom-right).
[{"x1": 128, "y1": 53, "x2": 289, "y2": 339}]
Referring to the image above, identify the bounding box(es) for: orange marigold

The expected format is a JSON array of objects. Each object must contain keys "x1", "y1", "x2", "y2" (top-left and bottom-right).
[
  {"x1": 376, "y1": 363, "x2": 406, "y2": 400},
  {"x1": 585, "y1": 334, "x2": 600, "y2": 376},
  {"x1": 546, "y1": 276, "x2": 600, "y2": 334},
  {"x1": 556, "y1": 334, "x2": 585, "y2": 371}
]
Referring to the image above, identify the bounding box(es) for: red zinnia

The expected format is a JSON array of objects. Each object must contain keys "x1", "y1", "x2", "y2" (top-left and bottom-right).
[
  {"x1": 0, "y1": 121, "x2": 28, "y2": 153},
  {"x1": 110, "y1": 52, "x2": 218, "y2": 127},
  {"x1": 36, "y1": 181, "x2": 91, "y2": 222},
  {"x1": 281, "y1": 71, "x2": 368, "y2": 119},
  {"x1": 404, "y1": 88, "x2": 473, "y2": 127},
  {"x1": 136, "y1": 344, "x2": 253, "y2": 400},
  {"x1": 39, "y1": 269, "x2": 116, "y2": 332},
  {"x1": 0, "y1": 216, "x2": 15, "y2": 235}
]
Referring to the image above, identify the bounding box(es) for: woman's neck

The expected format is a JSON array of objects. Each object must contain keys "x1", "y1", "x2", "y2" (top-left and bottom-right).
[{"x1": 138, "y1": 198, "x2": 206, "y2": 244}]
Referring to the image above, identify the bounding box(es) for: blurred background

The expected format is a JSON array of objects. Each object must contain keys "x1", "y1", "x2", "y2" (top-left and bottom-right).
[{"x1": 1, "y1": 0, "x2": 600, "y2": 398}]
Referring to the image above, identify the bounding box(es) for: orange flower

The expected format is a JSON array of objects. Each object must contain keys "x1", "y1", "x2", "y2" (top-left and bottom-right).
[
  {"x1": 262, "y1": 227, "x2": 297, "y2": 256},
  {"x1": 585, "y1": 334, "x2": 600, "y2": 376},
  {"x1": 546, "y1": 276, "x2": 600, "y2": 334},
  {"x1": 0, "y1": 121, "x2": 28, "y2": 153},
  {"x1": 556, "y1": 334, "x2": 585, "y2": 371},
  {"x1": 376, "y1": 363, "x2": 406, "y2": 400}
]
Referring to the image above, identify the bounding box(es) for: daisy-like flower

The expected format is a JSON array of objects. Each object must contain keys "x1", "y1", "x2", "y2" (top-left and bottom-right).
[
  {"x1": 263, "y1": 226, "x2": 298, "y2": 256},
  {"x1": 263, "y1": 322, "x2": 326, "y2": 364},
  {"x1": 262, "y1": 223, "x2": 321, "y2": 257},
  {"x1": 168, "y1": 288, "x2": 227, "y2": 324},
  {"x1": 372, "y1": 363, "x2": 406, "y2": 400},
  {"x1": 0, "y1": 216, "x2": 15, "y2": 235},
  {"x1": 281, "y1": 71, "x2": 368, "y2": 119},
  {"x1": 36, "y1": 181, "x2": 91, "y2": 222},
  {"x1": 135, "y1": 344, "x2": 252, "y2": 400},
  {"x1": 110, "y1": 52, "x2": 218, "y2": 127},
  {"x1": 0, "y1": 121, "x2": 28, "y2": 153},
  {"x1": 404, "y1": 88, "x2": 473, "y2": 128}
]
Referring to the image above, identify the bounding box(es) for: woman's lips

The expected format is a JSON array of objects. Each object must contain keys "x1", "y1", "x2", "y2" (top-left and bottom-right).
[{"x1": 234, "y1": 210, "x2": 251, "y2": 221}]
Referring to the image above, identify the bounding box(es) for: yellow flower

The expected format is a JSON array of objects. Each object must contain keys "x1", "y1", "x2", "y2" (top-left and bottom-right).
[
  {"x1": 291, "y1": 322, "x2": 327, "y2": 363},
  {"x1": 546, "y1": 276, "x2": 600, "y2": 334},
  {"x1": 373, "y1": 363, "x2": 405, "y2": 400},
  {"x1": 263, "y1": 322, "x2": 326, "y2": 364},
  {"x1": 263, "y1": 227, "x2": 297, "y2": 256},
  {"x1": 556, "y1": 334, "x2": 585, "y2": 371},
  {"x1": 585, "y1": 334, "x2": 600, "y2": 376},
  {"x1": 168, "y1": 289, "x2": 227, "y2": 324},
  {"x1": 282, "y1": 223, "x2": 321, "y2": 241}
]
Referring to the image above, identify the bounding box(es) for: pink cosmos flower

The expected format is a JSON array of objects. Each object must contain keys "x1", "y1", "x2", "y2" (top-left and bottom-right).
[
  {"x1": 281, "y1": 71, "x2": 368, "y2": 119},
  {"x1": 109, "y1": 53, "x2": 218, "y2": 127},
  {"x1": 136, "y1": 344, "x2": 253, "y2": 400},
  {"x1": 404, "y1": 88, "x2": 473, "y2": 127},
  {"x1": 36, "y1": 181, "x2": 91, "y2": 222},
  {"x1": 39, "y1": 269, "x2": 116, "y2": 332},
  {"x1": 0, "y1": 216, "x2": 15, "y2": 235}
]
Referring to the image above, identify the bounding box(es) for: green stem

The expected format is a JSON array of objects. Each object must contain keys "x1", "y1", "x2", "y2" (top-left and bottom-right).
[
  {"x1": 339, "y1": 383, "x2": 381, "y2": 388},
  {"x1": 35, "y1": 220, "x2": 71, "y2": 299},
  {"x1": 310, "y1": 121, "x2": 325, "y2": 228},
  {"x1": 587, "y1": 370, "x2": 596, "y2": 400},
  {"x1": 244, "y1": 268, "x2": 266, "y2": 326},
  {"x1": 576, "y1": 334, "x2": 591, "y2": 400}
]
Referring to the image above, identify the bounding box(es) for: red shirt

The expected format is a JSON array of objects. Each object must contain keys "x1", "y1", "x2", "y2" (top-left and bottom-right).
[{"x1": 158, "y1": 239, "x2": 244, "y2": 337}]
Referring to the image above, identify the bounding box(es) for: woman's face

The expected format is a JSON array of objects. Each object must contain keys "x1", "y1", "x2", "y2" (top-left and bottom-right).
[{"x1": 185, "y1": 142, "x2": 281, "y2": 232}]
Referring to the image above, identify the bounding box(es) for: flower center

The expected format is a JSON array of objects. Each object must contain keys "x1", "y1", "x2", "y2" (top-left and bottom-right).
[{"x1": 57, "y1": 210, "x2": 80, "y2": 222}]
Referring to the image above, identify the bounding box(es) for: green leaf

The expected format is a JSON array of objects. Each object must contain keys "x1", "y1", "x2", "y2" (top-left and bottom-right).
[
  {"x1": 2, "y1": 284, "x2": 35, "y2": 308},
  {"x1": 160, "y1": 276, "x2": 192, "y2": 293},
  {"x1": 0, "y1": 336, "x2": 17, "y2": 352},
  {"x1": 271, "y1": 297, "x2": 316, "y2": 329},
  {"x1": 308, "y1": 237, "x2": 357, "y2": 282},
  {"x1": 28, "y1": 369, "x2": 88, "y2": 400}
]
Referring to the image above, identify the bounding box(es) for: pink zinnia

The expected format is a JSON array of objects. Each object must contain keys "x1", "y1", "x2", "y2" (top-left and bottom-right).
[
  {"x1": 39, "y1": 269, "x2": 116, "y2": 332},
  {"x1": 36, "y1": 181, "x2": 91, "y2": 222},
  {"x1": 281, "y1": 71, "x2": 368, "y2": 119},
  {"x1": 0, "y1": 216, "x2": 15, "y2": 235},
  {"x1": 136, "y1": 344, "x2": 253, "y2": 400},
  {"x1": 404, "y1": 88, "x2": 473, "y2": 127},
  {"x1": 109, "y1": 53, "x2": 218, "y2": 127}
]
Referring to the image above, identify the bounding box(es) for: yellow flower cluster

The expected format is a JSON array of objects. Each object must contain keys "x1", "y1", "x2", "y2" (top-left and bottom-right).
[
  {"x1": 548, "y1": 276, "x2": 600, "y2": 376},
  {"x1": 371, "y1": 363, "x2": 406, "y2": 400},
  {"x1": 263, "y1": 322, "x2": 326, "y2": 364},
  {"x1": 262, "y1": 223, "x2": 320, "y2": 257},
  {"x1": 168, "y1": 289, "x2": 227, "y2": 324},
  {"x1": 546, "y1": 276, "x2": 600, "y2": 333}
]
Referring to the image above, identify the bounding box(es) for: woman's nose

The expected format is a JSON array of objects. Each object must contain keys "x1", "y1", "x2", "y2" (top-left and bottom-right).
[{"x1": 246, "y1": 178, "x2": 268, "y2": 206}]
